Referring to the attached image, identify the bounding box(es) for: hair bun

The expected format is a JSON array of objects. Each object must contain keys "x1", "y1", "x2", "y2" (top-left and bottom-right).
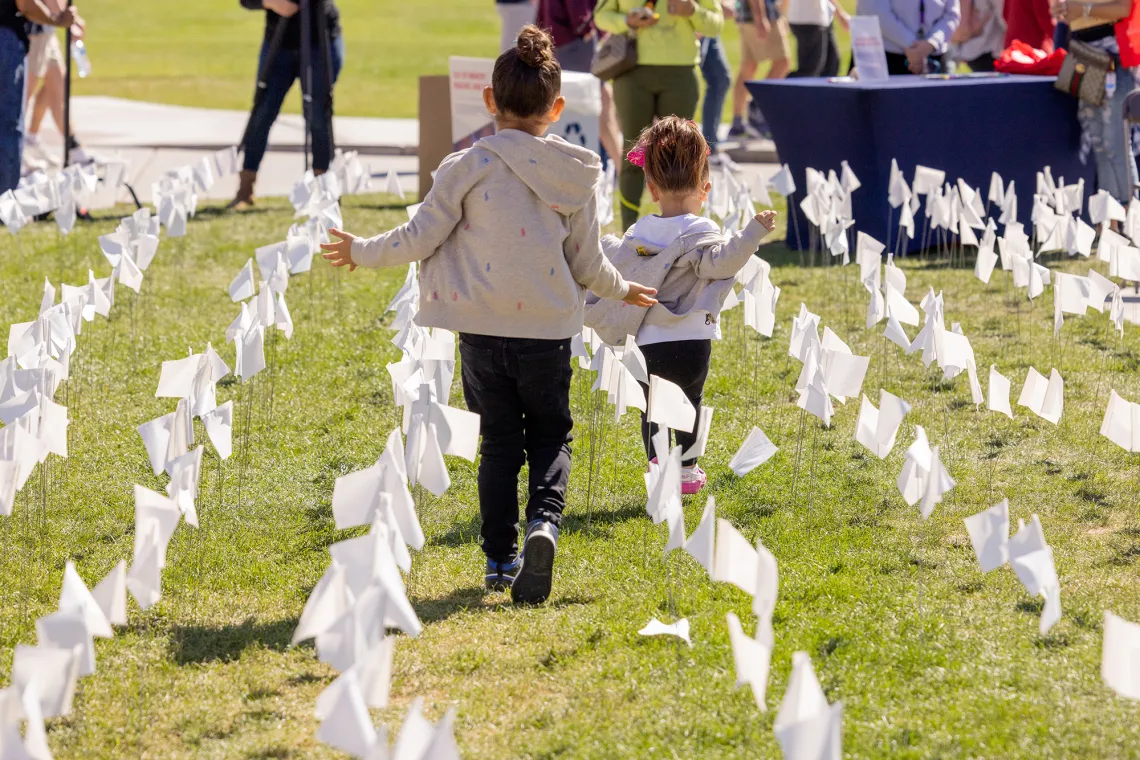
[{"x1": 515, "y1": 25, "x2": 555, "y2": 68}]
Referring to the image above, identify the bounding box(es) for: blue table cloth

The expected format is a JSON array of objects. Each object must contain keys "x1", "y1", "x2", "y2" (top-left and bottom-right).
[{"x1": 746, "y1": 75, "x2": 1094, "y2": 252}]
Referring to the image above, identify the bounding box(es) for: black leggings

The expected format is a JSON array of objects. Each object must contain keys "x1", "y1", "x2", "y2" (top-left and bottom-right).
[{"x1": 638, "y1": 339, "x2": 712, "y2": 468}]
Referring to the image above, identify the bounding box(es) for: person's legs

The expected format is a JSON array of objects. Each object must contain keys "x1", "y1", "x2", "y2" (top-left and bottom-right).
[
  {"x1": 233, "y1": 43, "x2": 298, "y2": 207},
  {"x1": 731, "y1": 28, "x2": 760, "y2": 127},
  {"x1": 789, "y1": 24, "x2": 826, "y2": 77},
  {"x1": 309, "y1": 34, "x2": 345, "y2": 174},
  {"x1": 765, "y1": 19, "x2": 792, "y2": 79},
  {"x1": 1084, "y1": 69, "x2": 1138, "y2": 203},
  {"x1": 699, "y1": 36, "x2": 731, "y2": 150},
  {"x1": 460, "y1": 334, "x2": 528, "y2": 565},
  {"x1": 599, "y1": 81, "x2": 622, "y2": 174},
  {"x1": 822, "y1": 25, "x2": 841, "y2": 77},
  {"x1": 657, "y1": 65, "x2": 701, "y2": 121},
  {"x1": 242, "y1": 44, "x2": 298, "y2": 174},
  {"x1": 613, "y1": 66, "x2": 658, "y2": 229},
  {"x1": 639, "y1": 340, "x2": 712, "y2": 466},
  {"x1": 513, "y1": 339, "x2": 574, "y2": 529},
  {"x1": 0, "y1": 28, "x2": 26, "y2": 193}
]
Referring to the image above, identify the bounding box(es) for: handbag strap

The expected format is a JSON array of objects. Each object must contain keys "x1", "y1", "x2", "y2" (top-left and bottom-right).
[{"x1": 575, "y1": 0, "x2": 612, "y2": 37}]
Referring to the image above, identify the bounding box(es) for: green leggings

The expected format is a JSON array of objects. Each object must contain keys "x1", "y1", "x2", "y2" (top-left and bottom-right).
[{"x1": 612, "y1": 64, "x2": 700, "y2": 230}]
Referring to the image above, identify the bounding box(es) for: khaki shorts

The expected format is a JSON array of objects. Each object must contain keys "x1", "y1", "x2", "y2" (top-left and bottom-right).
[
  {"x1": 27, "y1": 31, "x2": 64, "y2": 79},
  {"x1": 739, "y1": 17, "x2": 790, "y2": 64}
]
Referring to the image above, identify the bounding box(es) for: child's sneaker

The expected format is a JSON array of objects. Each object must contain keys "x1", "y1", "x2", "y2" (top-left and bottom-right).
[
  {"x1": 511, "y1": 520, "x2": 558, "y2": 605},
  {"x1": 485, "y1": 558, "x2": 520, "y2": 592},
  {"x1": 681, "y1": 466, "x2": 707, "y2": 495}
]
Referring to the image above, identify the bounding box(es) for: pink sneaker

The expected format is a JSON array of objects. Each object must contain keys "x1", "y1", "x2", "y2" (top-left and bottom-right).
[{"x1": 681, "y1": 466, "x2": 707, "y2": 495}]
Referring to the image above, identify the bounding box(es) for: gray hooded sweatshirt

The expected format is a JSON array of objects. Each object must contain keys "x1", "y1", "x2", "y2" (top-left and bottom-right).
[
  {"x1": 584, "y1": 217, "x2": 770, "y2": 346},
  {"x1": 350, "y1": 130, "x2": 629, "y2": 340}
]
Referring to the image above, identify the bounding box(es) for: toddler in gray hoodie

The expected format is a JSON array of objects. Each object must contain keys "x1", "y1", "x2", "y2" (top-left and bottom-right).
[
  {"x1": 585, "y1": 116, "x2": 776, "y2": 494},
  {"x1": 321, "y1": 26, "x2": 657, "y2": 605}
]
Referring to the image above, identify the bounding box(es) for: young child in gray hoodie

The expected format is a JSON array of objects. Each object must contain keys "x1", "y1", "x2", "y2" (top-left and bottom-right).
[
  {"x1": 321, "y1": 26, "x2": 657, "y2": 605},
  {"x1": 585, "y1": 117, "x2": 776, "y2": 494}
]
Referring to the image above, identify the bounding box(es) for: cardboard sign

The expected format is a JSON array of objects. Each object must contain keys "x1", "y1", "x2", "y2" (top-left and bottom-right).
[
  {"x1": 850, "y1": 16, "x2": 890, "y2": 81},
  {"x1": 448, "y1": 57, "x2": 602, "y2": 155}
]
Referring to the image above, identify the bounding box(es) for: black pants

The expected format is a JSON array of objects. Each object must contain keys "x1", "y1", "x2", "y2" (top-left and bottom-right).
[
  {"x1": 638, "y1": 339, "x2": 712, "y2": 468},
  {"x1": 884, "y1": 51, "x2": 944, "y2": 75},
  {"x1": 459, "y1": 333, "x2": 573, "y2": 564},
  {"x1": 789, "y1": 24, "x2": 840, "y2": 78},
  {"x1": 966, "y1": 52, "x2": 995, "y2": 72}
]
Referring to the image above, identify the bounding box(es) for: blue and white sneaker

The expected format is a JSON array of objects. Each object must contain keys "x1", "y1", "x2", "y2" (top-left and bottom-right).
[
  {"x1": 511, "y1": 520, "x2": 559, "y2": 605},
  {"x1": 485, "y1": 558, "x2": 520, "y2": 592}
]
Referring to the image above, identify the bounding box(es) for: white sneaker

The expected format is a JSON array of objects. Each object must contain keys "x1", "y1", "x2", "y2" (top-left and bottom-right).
[{"x1": 24, "y1": 133, "x2": 61, "y2": 167}]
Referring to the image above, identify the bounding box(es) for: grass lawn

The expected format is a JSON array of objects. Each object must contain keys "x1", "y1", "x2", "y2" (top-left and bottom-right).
[
  {"x1": 4, "y1": 192, "x2": 1140, "y2": 758},
  {"x1": 73, "y1": 0, "x2": 857, "y2": 119}
]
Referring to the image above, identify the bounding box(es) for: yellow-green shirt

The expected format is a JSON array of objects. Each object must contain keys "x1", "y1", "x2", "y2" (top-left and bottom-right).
[{"x1": 595, "y1": 0, "x2": 725, "y2": 66}]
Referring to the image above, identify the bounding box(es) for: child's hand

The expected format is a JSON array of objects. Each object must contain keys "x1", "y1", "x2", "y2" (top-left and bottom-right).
[
  {"x1": 320, "y1": 228, "x2": 358, "y2": 271},
  {"x1": 623, "y1": 282, "x2": 658, "y2": 308},
  {"x1": 755, "y1": 210, "x2": 777, "y2": 231}
]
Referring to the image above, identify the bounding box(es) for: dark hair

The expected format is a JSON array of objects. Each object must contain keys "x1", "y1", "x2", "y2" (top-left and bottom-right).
[
  {"x1": 636, "y1": 116, "x2": 710, "y2": 195},
  {"x1": 491, "y1": 25, "x2": 561, "y2": 119}
]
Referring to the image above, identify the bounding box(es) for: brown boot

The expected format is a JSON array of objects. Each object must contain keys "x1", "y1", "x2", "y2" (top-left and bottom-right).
[{"x1": 227, "y1": 170, "x2": 256, "y2": 210}]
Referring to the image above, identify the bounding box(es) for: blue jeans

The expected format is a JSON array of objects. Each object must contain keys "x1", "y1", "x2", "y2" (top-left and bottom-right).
[
  {"x1": 699, "y1": 37, "x2": 731, "y2": 150},
  {"x1": 0, "y1": 27, "x2": 26, "y2": 194},
  {"x1": 242, "y1": 34, "x2": 345, "y2": 173},
  {"x1": 1078, "y1": 66, "x2": 1140, "y2": 204}
]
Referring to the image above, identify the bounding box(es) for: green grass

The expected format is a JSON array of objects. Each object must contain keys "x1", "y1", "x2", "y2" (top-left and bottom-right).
[
  {"x1": 4, "y1": 195, "x2": 1140, "y2": 758},
  {"x1": 73, "y1": 0, "x2": 857, "y2": 119}
]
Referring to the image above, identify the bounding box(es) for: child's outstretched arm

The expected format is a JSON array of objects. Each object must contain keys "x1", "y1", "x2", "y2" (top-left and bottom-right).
[
  {"x1": 321, "y1": 153, "x2": 471, "y2": 271},
  {"x1": 693, "y1": 211, "x2": 777, "y2": 280}
]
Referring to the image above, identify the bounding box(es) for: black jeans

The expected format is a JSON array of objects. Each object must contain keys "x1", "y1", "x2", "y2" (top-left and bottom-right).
[
  {"x1": 884, "y1": 51, "x2": 944, "y2": 75},
  {"x1": 966, "y1": 52, "x2": 995, "y2": 72},
  {"x1": 789, "y1": 24, "x2": 840, "y2": 78},
  {"x1": 638, "y1": 339, "x2": 712, "y2": 468},
  {"x1": 459, "y1": 333, "x2": 573, "y2": 564}
]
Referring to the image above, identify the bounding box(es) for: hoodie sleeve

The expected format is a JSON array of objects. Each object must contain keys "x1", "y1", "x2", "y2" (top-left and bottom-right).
[
  {"x1": 565, "y1": 196, "x2": 629, "y2": 300},
  {"x1": 350, "y1": 152, "x2": 472, "y2": 269},
  {"x1": 692, "y1": 218, "x2": 771, "y2": 280}
]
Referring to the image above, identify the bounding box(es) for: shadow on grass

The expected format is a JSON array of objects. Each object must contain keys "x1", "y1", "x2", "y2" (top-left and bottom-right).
[
  {"x1": 167, "y1": 617, "x2": 297, "y2": 665},
  {"x1": 562, "y1": 500, "x2": 644, "y2": 533},
  {"x1": 428, "y1": 513, "x2": 482, "y2": 549},
  {"x1": 415, "y1": 585, "x2": 596, "y2": 625}
]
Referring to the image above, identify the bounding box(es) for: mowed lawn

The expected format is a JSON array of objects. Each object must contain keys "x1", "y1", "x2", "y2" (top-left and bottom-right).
[
  {"x1": 3, "y1": 193, "x2": 1140, "y2": 758},
  {"x1": 72, "y1": 0, "x2": 856, "y2": 120}
]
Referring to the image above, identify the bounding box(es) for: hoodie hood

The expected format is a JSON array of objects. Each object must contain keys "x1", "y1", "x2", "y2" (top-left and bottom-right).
[{"x1": 475, "y1": 129, "x2": 602, "y2": 214}]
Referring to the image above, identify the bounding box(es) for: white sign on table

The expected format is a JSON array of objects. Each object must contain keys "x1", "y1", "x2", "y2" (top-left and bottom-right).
[
  {"x1": 849, "y1": 16, "x2": 890, "y2": 81},
  {"x1": 448, "y1": 57, "x2": 602, "y2": 154}
]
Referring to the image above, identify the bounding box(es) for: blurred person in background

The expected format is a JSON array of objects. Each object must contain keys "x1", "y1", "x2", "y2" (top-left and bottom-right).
[
  {"x1": 23, "y1": 7, "x2": 92, "y2": 172},
  {"x1": 729, "y1": 0, "x2": 790, "y2": 140},
  {"x1": 787, "y1": 0, "x2": 849, "y2": 77},
  {"x1": 0, "y1": 0, "x2": 83, "y2": 193},
  {"x1": 947, "y1": 0, "x2": 1005, "y2": 70},
  {"x1": 857, "y1": 0, "x2": 960, "y2": 74},
  {"x1": 498, "y1": 0, "x2": 538, "y2": 52},
  {"x1": 595, "y1": 0, "x2": 725, "y2": 230},
  {"x1": 699, "y1": 1, "x2": 733, "y2": 158},
  {"x1": 536, "y1": 0, "x2": 623, "y2": 169},
  {"x1": 231, "y1": 0, "x2": 343, "y2": 210}
]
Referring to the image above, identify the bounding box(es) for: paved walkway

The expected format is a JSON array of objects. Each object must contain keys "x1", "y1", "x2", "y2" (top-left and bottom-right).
[{"x1": 33, "y1": 96, "x2": 774, "y2": 206}]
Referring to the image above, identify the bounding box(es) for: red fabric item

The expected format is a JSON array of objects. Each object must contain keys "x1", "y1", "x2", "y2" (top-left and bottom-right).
[
  {"x1": 1116, "y1": 0, "x2": 1140, "y2": 68},
  {"x1": 1003, "y1": 0, "x2": 1056, "y2": 52},
  {"x1": 995, "y1": 41, "x2": 1067, "y2": 75}
]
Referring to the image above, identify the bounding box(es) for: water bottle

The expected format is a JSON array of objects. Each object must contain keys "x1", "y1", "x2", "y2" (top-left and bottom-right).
[{"x1": 71, "y1": 39, "x2": 91, "y2": 78}]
